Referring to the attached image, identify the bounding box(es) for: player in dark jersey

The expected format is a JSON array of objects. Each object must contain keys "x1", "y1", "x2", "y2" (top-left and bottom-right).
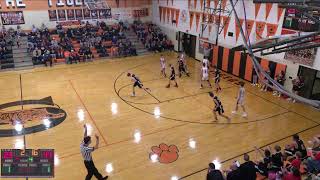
[
  {"x1": 166, "y1": 64, "x2": 178, "y2": 88},
  {"x1": 214, "y1": 67, "x2": 222, "y2": 92},
  {"x1": 127, "y1": 73, "x2": 150, "y2": 97},
  {"x1": 178, "y1": 57, "x2": 190, "y2": 77},
  {"x1": 209, "y1": 92, "x2": 230, "y2": 122}
]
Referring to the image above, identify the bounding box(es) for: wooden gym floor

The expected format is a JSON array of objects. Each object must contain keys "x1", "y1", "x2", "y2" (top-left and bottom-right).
[{"x1": 0, "y1": 52, "x2": 319, "y2": 180}]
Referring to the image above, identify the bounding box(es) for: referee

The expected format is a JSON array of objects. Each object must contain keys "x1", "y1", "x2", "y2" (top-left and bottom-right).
[{"x1": 80, "y1": 125, "x2": 108, "y2": 180}]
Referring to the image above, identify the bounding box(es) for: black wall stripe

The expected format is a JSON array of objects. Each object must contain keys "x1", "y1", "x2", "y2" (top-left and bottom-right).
[
  {"x1": 269, "y1": 61, "x2": 277, "y2": 79},
  {"x1": 227, "y1": 49, "x2": 235, "y2": 74},
  {"x1": 239, "y1": 53, "x2": 247, "y2": 79},
  {"x1": 217, "y1": 46, "x2": 224, "y2": 70}
]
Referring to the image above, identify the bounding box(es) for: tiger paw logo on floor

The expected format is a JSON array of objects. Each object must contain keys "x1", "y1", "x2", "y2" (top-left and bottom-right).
[{"x1": 149, "y1": 143, "x2": 179, "y2": 164}]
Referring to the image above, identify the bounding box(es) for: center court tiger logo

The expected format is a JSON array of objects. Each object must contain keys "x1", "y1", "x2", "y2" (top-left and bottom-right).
[
  {"x1": 149, "y1": 143, "x2": 179, "y2": 164},
  {"x1": 0, "y1": 96, "x2": 67, "y2": 137}
]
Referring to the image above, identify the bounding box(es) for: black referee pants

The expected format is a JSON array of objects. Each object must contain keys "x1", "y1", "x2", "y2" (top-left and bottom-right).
[{"x1": 84, "y1": 160, "x2": 103, "y2": 180}]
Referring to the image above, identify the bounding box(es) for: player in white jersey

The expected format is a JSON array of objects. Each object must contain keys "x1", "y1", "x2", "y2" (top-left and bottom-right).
[
  {"x1": 160, "y1": 54, "x2": 166, "y2": 77},
  {"x1": 232, "y1": 82, "x2": 247, "y2": 117},
  {"x1": 200, "y1": 63, "x2": 212, "y2": 88},
  {"x1": 202, "y1": 58, "x2": 209, "y2": 68}
]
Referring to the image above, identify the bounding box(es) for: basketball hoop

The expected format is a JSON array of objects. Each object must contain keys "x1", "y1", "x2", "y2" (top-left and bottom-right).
[{"x1": 84, "y1": 0, "x2": 110, "y2": 10}]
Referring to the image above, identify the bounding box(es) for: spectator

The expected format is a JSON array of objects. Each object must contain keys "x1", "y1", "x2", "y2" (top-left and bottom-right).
[
  {"x1": 283, "y1": 167, "x2": 301, "y2": 180},
  {"x1": 64, "y1": 50, "x2": 71, "y2": 64},
  {"x1": 239, "y1": 153, "x2": 257, "y2": 180},
  {"x1": 226, "y1": 163, "x2": 240, "y2": 180},
  {"x1": 207, "y1": 163, "x2": 224, "y2": 180},
  {"x1": 292, "y1": 134, "x2": 307, "y2": 158},
  {"x1": 306, "y1": 150, "x2": 320, "y2": 173}
]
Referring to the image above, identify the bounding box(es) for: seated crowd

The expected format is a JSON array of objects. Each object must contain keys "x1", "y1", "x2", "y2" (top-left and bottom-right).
[
  {"x1": 132, "y1": 21, "x2": 174, "y2": 52},
  {"x1": 27, "y1": 21, "x2": 137, "y2": 67},
  {"x1": 207, "y1": 134, "x2": 320, "y2": 180},
  {"x1": 0, "y1": 27, "x2": 15, "y2": 67}
]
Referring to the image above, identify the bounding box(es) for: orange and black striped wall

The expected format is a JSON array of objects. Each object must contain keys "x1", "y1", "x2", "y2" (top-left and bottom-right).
[{"x1": 212, "y1": 46, "x2": 287, "y2": 82}]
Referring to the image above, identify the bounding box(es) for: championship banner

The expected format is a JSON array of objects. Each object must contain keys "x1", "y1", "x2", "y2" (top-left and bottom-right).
[
  {"x1": 48, "y1": 10, "x2": 57, "y2": 21},
  {"x1": 75, "y1": 9, "x2": 83, "y2": 20},
  {"x1": 266, "y1": 23, "x2": 277, "y2": 37},
  {"x1": 57, "y1": 20, "x2": 81, "y2": 27},
  {"x1": 133, "y1": 8, "x2": 149, "y2": 18},
  {"x1": 284, "y1": 48, "x2": 317, "y2": 66},
  {"x1": 159, "y1": 6, "x2": 163, "y2": 22},
  {"x1": 91, "y1": 10, "x2": 98, "y2": 19},
  {"x1": 256, "y1": 21, "x2": 266, "y2": 40},
  {"x1": 235, "y1": 18, "x2": 244, "y2": 42},
  {"x1": 175, "y1": 9, "x2": 180, "y2": 27},
  {"x1": 0, "y1": 11, "x2": 25, "y2": 25},
  {"x1": 255, "y1": 3, "x2": 261, "y2": 19},
  {"x1": 222, "y1": 16, "x2": 230, "y2": 38},
  {"x1": 57, "y1": 9, "x2": 66, "y2": 21},
  {"x1": 245, "y1": 19, "x2": 254, "y2": 41},
  {"x1": 67, "y1": 9, "x2": 75, "y2": 20},
  {"x1": 266, "y1": 3, "x2": 273, "y2": 20},
  {"x1": 195, "y1": 12, "x2": 201, "y2": 31},
  {"x1": 167, "y1": 8, "x2": 170, "y2": 22},
  {"x1": 99, "y1": 9, "x2": 112, "y2": 19},
  {"x1": 189, "y1": 11, "x2": 194, "y2": 30},
  {"x1": 83, "y1": 8, "x2": 91, "y2": 19}
]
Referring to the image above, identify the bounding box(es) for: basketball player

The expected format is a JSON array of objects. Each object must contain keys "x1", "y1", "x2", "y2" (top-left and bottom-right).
[
  {"x1": 200, "y1": 62, "x2": 212, "y2": 89},
  {"x1": 209, "y1": 92, "x2": 230, "y2": 121},
  {"x1": 202, "y1": 58, "x2": 209, "y2": 69},
  {"x1": 127, "y1": 73, "x2": 150, "y2": 97},
  {"x1": 214, "y1": 67, "x2": 222, "y2": 92},
  {"x1": 160, "y1": 54, "x2": 166, "y2": 77},
  {"x1": 166, "y1": 64, "x2": 178, "y2": 88},
  {"x1": 232, "y1": 82, "x2": 247, "y2": 117},
  {"x1": 178, "y1": 56, "x2": 190, "y2": 77}
]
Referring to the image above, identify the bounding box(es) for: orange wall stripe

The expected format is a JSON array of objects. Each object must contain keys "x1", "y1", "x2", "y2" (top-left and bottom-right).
[
  {"x1": 213, "y1": 46, "x2": 219, "y2": 66},
  {"x1": 222, "y1": 48, "x2": 229, "y2": 71},
  {"x1": 275, "y1": 63, "x2": 286, "y2": 76},
  {"x1": 260, "y1": 59, "x2": 269, "y2": 71},
  {"x1": 245, "y1": 56, "x2": 253, "y2": 81},
  {"x1": 233, "y1": 51, "x2": 241, "y2": 76}
]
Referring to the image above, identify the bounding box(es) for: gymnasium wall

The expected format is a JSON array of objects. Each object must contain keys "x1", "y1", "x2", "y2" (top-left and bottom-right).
[
  {"x1": 0, "y1": 0, "x2": 152, "y2": 30},
  {"x1": 152, "y1": 0, "x2": 320, "y2": 90}
]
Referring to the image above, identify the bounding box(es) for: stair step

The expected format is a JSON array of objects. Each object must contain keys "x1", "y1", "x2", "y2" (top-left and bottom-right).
[
  {"x1": 12, "y1": 48, "x2": 28, "y2": 53},
  {"x1": 14, "y1": 61, "x2": 34, "y2": 68},
  {"x1": 14, "y1": 57, "x2": 32, "y2": 63},
  {"x1": 12, "y1": 53, "x2": 30, "y2": 58}
]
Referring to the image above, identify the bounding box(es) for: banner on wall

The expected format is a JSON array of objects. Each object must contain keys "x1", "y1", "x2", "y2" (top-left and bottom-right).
[
  {"x1": 67, "y1": 9, "x2": 75, "y2": 20},
  {"x1": 48, "y1": 10, "x2": 57, "y2": 21},
  {"x1": 75, "y1": 9, "x2": 83, "y2": 20},
  {"x1": 99, "y1": 9, "x2": 112, "y2": 19},
  {"x1": 57, "y1": 20, "x2": 81, "y2": 27},
  {"x1": 83, "y1": 8, "x2": 91, "y2": 19},
  {"x1": 57, "y1": 9, "x2": 66, "y2": 21},
  {"x1": 91, "y1": 10, "x2": 98, "y2": 19},
  {"x1": 199, "y1": 38, "x2": 209, "y2": 54},
  {"x1": 133, "y1": 8, "x2": 149, "y2": 18},
  {"x1": 0, "y1": 11, "x2": 25, "y2": 25},
  {"x1": 284, "y1": 48, "x2": 317, "y2": 66}
]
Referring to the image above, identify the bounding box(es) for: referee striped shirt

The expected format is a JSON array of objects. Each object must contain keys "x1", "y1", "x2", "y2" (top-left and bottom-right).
[{"x1": 80, "y1": 141, "x2": 94, "y2": 161}]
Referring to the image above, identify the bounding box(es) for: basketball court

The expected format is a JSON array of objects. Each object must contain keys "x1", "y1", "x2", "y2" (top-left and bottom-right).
[{"x1": 0, "y1": 52, "x2": 319, "y2": 179}]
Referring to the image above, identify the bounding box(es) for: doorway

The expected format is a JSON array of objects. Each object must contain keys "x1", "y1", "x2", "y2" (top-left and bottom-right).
[{"x1": 177, "y1": 31, "x2": 197, "y2": 59}]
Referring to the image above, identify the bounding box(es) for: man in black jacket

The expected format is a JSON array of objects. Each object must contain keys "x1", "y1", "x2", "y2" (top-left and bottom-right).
[
  {"x1": 207, "y1": 163, "x2": 224, "y2": 180},
  {"x1": 239, "y1": 153, "x2": 257, "y2": 180}
]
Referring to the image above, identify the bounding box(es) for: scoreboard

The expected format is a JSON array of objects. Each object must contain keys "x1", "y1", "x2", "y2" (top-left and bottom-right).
[{"x1": 1, "y1": 149, "x2": 54, "y2": 178}]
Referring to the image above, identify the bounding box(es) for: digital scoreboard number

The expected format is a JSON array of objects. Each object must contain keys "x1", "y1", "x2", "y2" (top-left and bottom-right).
[{"x1": 1, "y1": 149, "x2": 54, "y2": 178}]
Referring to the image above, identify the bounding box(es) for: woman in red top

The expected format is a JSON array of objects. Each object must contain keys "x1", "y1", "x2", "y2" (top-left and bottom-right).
[{"x1": 283, "y1": 167, "x2": 301, "y2": 180}]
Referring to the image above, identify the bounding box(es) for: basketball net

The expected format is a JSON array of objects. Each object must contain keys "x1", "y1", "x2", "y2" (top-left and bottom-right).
[{"x1": 84, "y1": 0, "x2": 109, "y2": 10}]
